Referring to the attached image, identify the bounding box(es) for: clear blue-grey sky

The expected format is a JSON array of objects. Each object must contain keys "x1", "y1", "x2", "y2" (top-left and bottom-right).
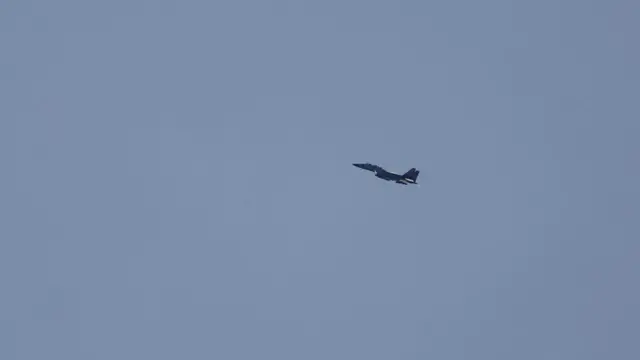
[{"x1": 2, "y1": 1, "x2": 639, "y2": 359}]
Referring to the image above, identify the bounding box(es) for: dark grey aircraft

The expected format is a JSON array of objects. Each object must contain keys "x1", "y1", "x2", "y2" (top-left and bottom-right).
[{"x1": 353, "y1": 163, "x2": 420, "y2": 185}]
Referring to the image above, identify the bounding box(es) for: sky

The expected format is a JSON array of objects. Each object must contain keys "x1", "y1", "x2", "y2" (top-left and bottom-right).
[{"x1": 2, "y1": 1, "x2": 639, "y2": 359}]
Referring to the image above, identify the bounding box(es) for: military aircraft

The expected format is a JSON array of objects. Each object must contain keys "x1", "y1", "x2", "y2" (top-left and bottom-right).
[{"x1": 352, "y1": 163, "x2": 420, "y2": 185}]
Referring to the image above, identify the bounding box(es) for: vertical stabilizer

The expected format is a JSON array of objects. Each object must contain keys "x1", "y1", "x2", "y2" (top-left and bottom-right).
[{"x1": 402, "y1": 168, "x2": 420, "y2": 183}]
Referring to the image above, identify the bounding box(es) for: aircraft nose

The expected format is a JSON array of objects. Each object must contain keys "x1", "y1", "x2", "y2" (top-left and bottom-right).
[{"x1": 353, "y1": 163, "x2": 365, "y2": 169}]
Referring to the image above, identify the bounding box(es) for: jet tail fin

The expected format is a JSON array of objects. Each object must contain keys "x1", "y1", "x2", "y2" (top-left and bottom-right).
[{"x1": 402, "y1": 168, "x2": 420, "y2": 182}]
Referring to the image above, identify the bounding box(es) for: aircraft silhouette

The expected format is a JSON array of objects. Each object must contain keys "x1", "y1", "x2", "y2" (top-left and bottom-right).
[{"x1": 353, "y1": 163, "x2": 420, "y2": 185}]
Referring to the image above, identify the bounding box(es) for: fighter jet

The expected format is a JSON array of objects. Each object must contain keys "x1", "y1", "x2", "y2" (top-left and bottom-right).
[{"x1": 353, "y1": 163, "x2": 420, "y2": 185}]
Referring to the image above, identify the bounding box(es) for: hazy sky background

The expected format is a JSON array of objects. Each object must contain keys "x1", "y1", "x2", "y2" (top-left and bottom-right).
[{"x1": 2, "y1": 1, "x2": 639, "y2": 359}]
